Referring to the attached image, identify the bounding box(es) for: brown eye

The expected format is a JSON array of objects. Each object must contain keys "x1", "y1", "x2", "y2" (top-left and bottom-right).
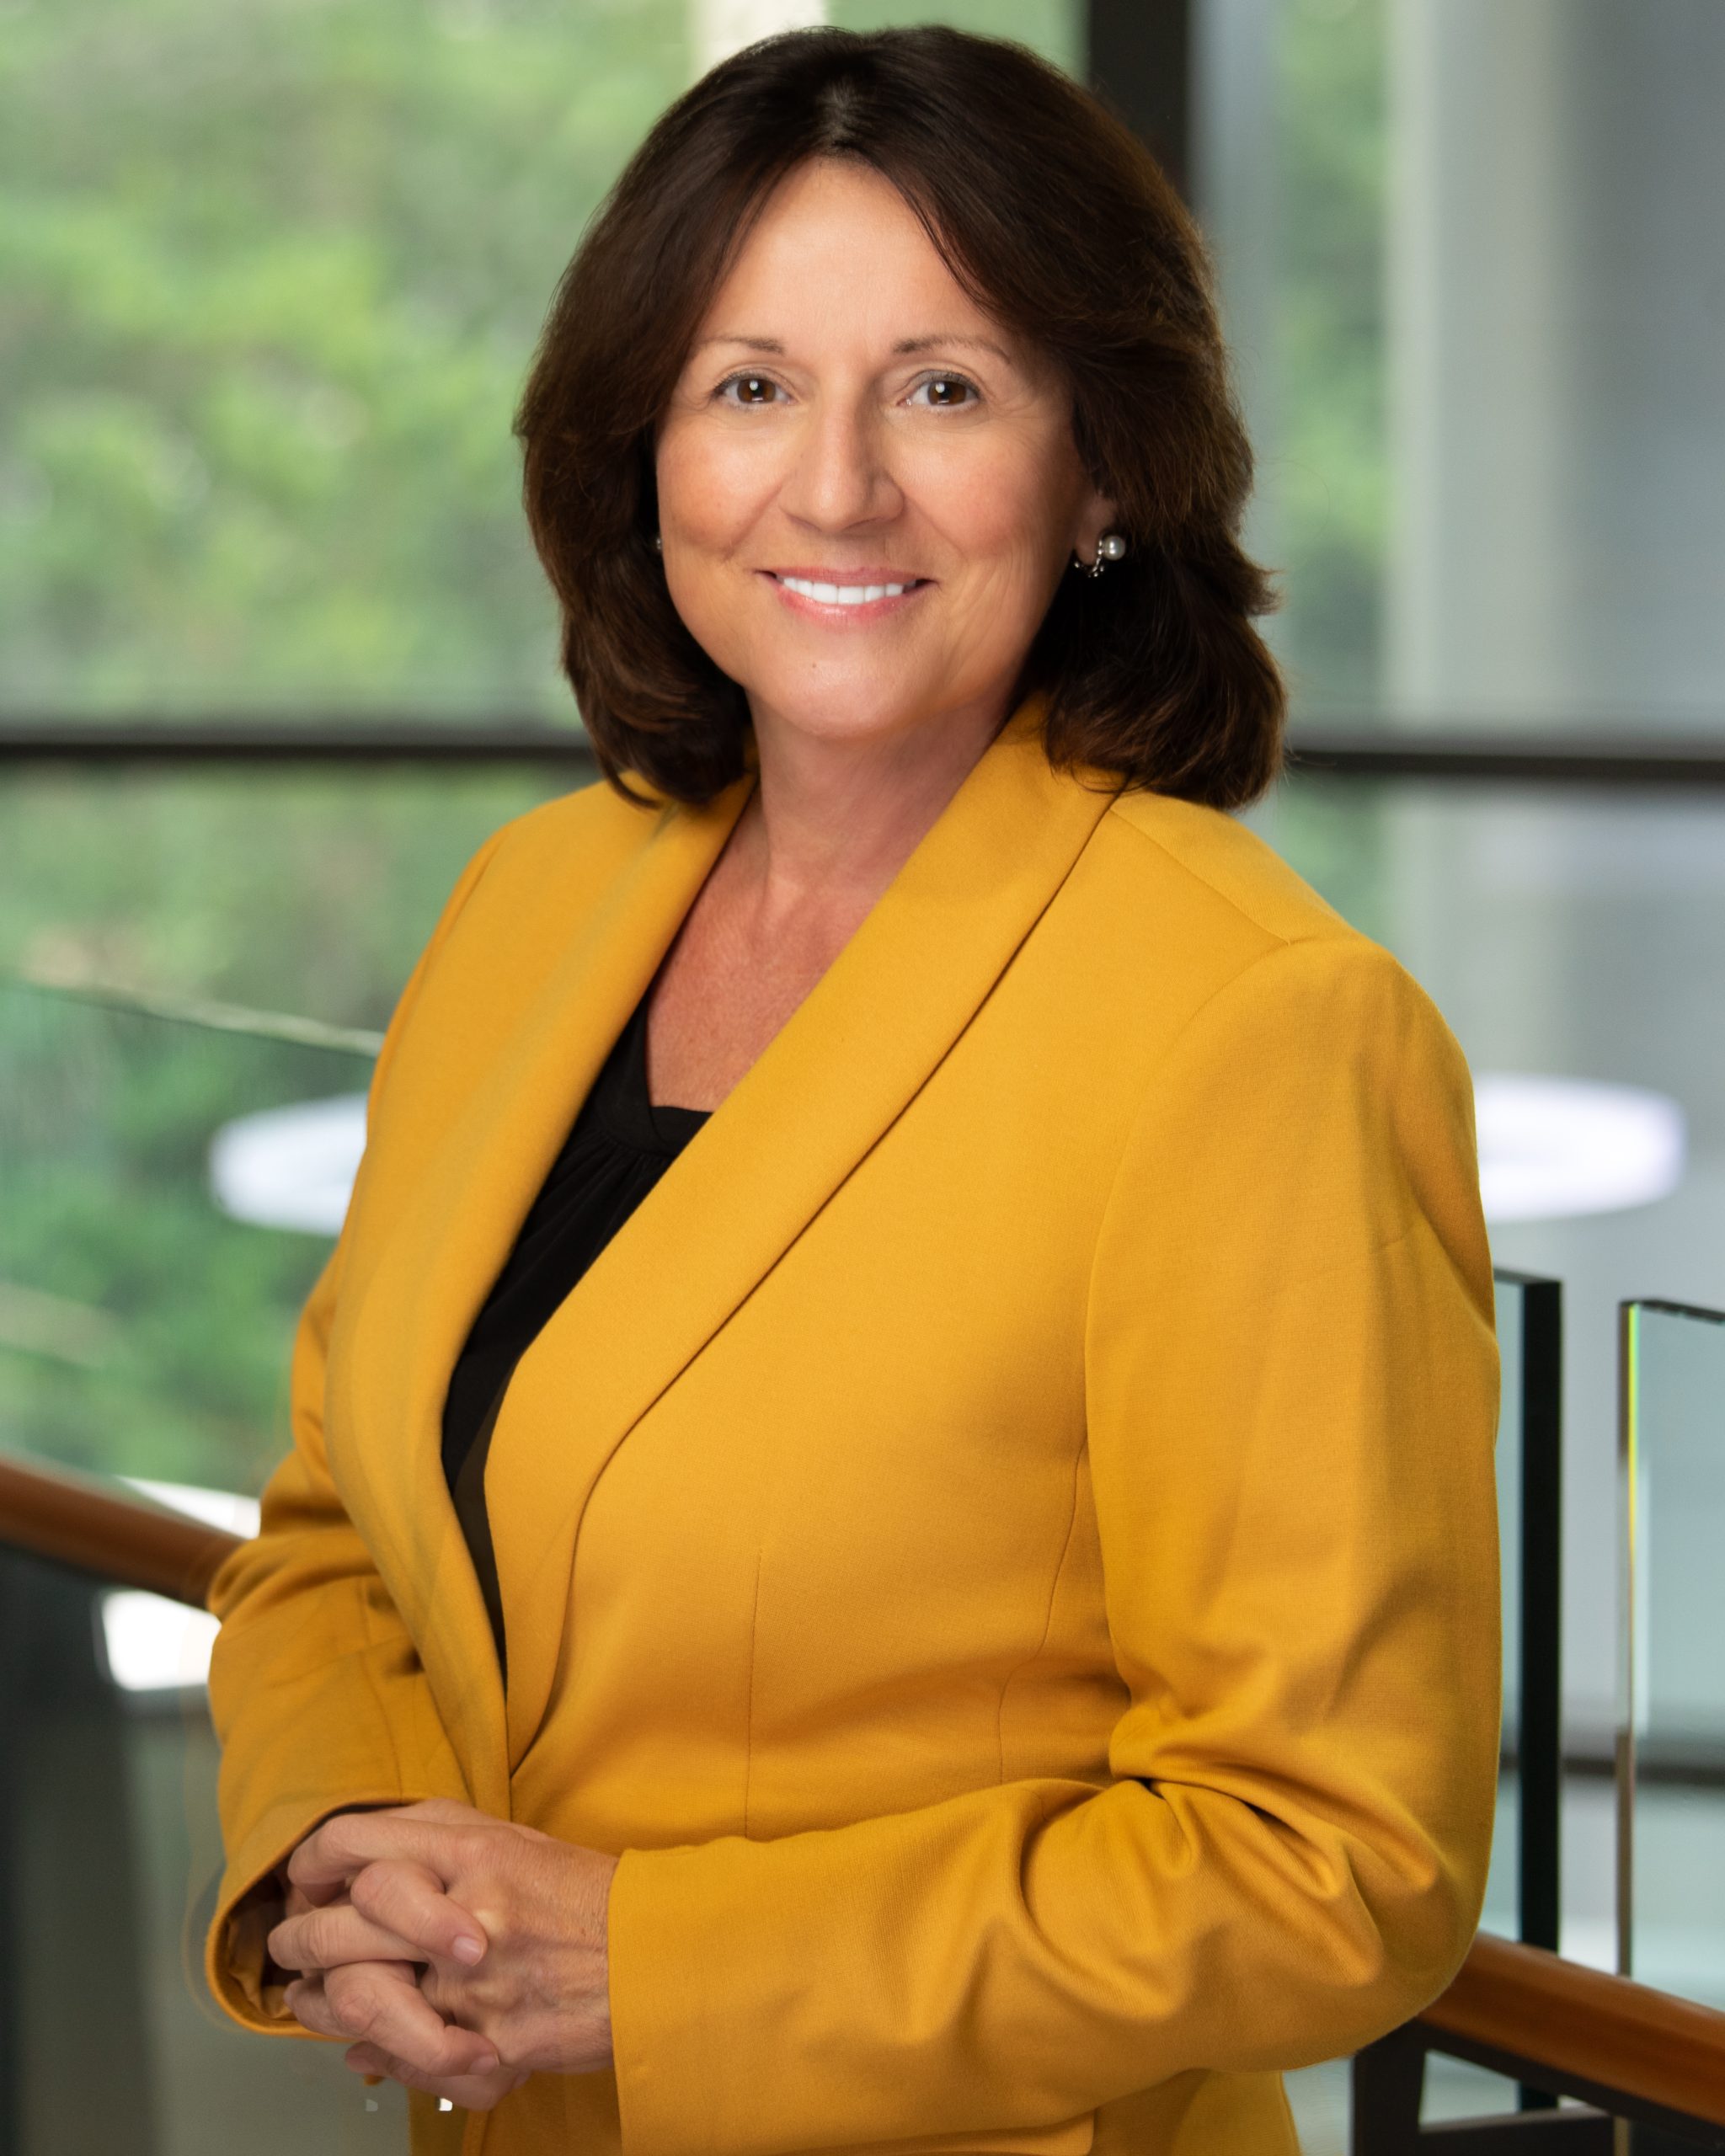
[
  {"x1": 721, "y1": 374, "x2": 779, "y2": 405},
  {"x1": 914, "y1": 376, "x2": 978, "y2": 408}
]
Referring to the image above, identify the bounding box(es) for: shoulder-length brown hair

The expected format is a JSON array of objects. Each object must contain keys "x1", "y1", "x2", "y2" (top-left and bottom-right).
[{"x1": 515, "y1": 25, "x2": 1284, "y2": 809}]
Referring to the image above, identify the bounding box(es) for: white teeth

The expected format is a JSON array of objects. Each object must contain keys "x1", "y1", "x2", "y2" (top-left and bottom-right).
[{"x1": 777, "y1": 575, "x2": 913, "y2": 604}]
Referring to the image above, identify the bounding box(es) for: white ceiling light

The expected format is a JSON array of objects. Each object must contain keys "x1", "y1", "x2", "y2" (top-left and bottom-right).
[
  {"x1": 1474, "y1": 1074, "x2": 1686, "y2": 1224},
  {"x1": 100, "y1": 1590, "x2": 220, "y2": 1693},
  {"x1": 209, "y1": 1094, "x2": 366, "y2": 1235}
]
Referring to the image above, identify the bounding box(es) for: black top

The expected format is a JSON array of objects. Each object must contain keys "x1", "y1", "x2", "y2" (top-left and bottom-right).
[{"x1": 441, "y1": 983, "x2": 708, "y2": 1678}]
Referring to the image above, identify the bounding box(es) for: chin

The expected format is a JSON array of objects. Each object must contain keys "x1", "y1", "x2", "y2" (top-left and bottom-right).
[{"x1": 741, "y1": 669, "x2": 960, "y2": 749}]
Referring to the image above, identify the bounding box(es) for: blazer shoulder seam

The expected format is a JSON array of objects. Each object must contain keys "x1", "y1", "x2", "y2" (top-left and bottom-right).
[{"x1": 1099, "y1": 794, "x2": 1351, "y2": 951}]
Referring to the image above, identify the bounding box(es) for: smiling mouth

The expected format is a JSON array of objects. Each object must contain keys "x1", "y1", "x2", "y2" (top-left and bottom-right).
[{"x1": 767, "y1": 573, "x2": 930, "y2": 606}]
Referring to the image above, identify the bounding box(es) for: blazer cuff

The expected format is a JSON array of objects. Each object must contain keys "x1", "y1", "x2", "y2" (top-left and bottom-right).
[{"x1": 205, "y1": 1789, "x2": 451, "y2": 2036}]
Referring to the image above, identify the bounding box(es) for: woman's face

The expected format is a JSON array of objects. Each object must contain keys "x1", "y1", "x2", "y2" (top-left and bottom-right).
[{"x1": 655, "y1": 157, "x2": 1114, "y2": 757}]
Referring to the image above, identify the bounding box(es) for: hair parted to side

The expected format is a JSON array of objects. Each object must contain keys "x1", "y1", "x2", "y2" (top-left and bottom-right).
[{"x1": 515, "y1": 25, "x2": 1285, "y2": 810}]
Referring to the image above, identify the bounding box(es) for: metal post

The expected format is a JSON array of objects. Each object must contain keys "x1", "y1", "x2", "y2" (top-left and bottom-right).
[
  {"x1": 1494, "y1": 1270, "x2": 1564, "y2": 2112},
  {"x1": 1086, "y1": 0, "x2": 1195, "y2": 202}
]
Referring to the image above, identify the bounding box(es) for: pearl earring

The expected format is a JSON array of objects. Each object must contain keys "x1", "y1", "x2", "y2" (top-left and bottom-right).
[
  {"x1": 653, "y1": 534, "x2": 663, "y2": 552},
  {"x1": 1073, "y1": 531, "x2": 1128, "y2": 578}
]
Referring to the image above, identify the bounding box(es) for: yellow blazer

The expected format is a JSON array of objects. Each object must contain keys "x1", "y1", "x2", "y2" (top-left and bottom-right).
[{"x1": 203, "y1": 694, "x2": 1501, "y2": 2156}]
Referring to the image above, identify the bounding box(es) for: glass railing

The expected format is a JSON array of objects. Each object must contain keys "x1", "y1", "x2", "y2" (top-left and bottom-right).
[
  {"x1": 0, "y1": 976, "x2": 372, "y2": 1497},
  {"x1": 1618, "y1": 1296, "x2": 1725, "y2": 2008}
]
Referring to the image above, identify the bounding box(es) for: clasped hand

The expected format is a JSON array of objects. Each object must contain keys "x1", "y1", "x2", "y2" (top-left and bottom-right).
[{"x1": 266, "y1": 1797, "x2": 618, "y2": 2111}]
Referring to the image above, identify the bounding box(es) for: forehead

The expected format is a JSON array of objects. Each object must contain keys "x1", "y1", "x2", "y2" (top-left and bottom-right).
[{"x1": 695, "y1": 157, "x2": 997, "y2": 344}]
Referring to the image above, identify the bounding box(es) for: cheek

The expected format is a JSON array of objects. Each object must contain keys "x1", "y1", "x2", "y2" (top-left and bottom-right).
[
  {"x1": 652, "y1": 440, "x2": 770, "y2": 677},
  {"x1": 656, "y1": 422, "x2": 777, "y2": 550},
  {"x1": 916, "y1": 433, "x2": 1076, "y2": 584}
]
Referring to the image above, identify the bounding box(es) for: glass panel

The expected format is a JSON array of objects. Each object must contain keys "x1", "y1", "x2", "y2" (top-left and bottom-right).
[
  {"x1": 5, "y1": 0, "x2": 1082, "y2": 728},
  {"x1": 1, "y1": 1541, "x2": 406, "y2": 2150},
  {"x1": 1621, "y1": 1297, "x2": 1725, "y2": 2004},
  {"x1": 1199, "y1": 0, "x2": 1725, "y2": 739},
  {"x1": 1199, "y1": 0, "x2": 1393, "y2": 722},
  {"x1": 833, "y1": 0, "x2": 1078, "y2": 70},
  {"x1": 5, "y1": 0, "x2": 697, "y2": 724},
  {"x1": 0, "y1": 979, "x2": 373, "y2": 1493},
  {"x1": 0, "y1": 766, "x2": 562, "y2": 1023}
]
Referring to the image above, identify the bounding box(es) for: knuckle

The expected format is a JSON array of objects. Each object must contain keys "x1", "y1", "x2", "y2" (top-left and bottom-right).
[
  {"x1": 323, "y1": 1967, "x2": 379, "y2": 2036},
  {"x1": 347, "y1": 1865, "x2": 390, "y2": 1919},
  {"x1": 321, "y1": 1814, "x2": 360, "y2": 1862},
  {"x1": 307, "y1": 1908, "x2": 349, "y2": 1964}
]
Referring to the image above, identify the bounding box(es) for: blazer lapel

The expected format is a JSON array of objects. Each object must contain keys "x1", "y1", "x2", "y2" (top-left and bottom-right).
[
  {"x1": 486, "y1": 696, "x2": 1121, "y2": 1774},
  {"x1": 334, "y1": 778, "x2": 756, "y2": 1816}
]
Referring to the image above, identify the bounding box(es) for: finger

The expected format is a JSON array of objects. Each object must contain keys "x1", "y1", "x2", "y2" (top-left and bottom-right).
[
  {"x1": 282, "y1": 1880, "x2": 322, "y2": 1920},
  {"x1": 283, "y1": 1965, "x2": 424, "y2": 2043},
  {"x1": 283, "y1": 1971, "x2": 364, "y2": 2041},
  {"x1": 287, "y1": 1812, "x2": 475, "y2": 1898},
  {"x1": 269, "y1": 1894, "x2": 427, "y2": 1975},
  {"x1": 344, "y1": 2043, "x2": 526, "y2": 2111},
  {"x1": 385, "y1": 1797, "x2": 494, "y2": 1828},
  {"x1": 349, "y1": 1856, "x2": 489, "y2": 1968},
  {"x1": 313, "y1": 1961, "x2": 499, "y2": 2080},
  {"x1": 345, "y1": 2041, "x2": 530, "y2": 2095}
]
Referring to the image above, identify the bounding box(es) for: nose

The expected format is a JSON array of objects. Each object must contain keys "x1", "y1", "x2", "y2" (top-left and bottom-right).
[{"x1": 777, "y1": 392, "x2": 901, "y2": 533}]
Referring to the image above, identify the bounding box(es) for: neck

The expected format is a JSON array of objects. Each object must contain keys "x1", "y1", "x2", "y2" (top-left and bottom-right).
[{"x1": 733, "y1": 691, "x2": 1018, "y2": 921}]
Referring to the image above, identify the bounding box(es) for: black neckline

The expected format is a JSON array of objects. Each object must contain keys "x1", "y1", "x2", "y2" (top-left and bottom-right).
[{"x1": 590, "y1": 989, "x2": 709, "y2": 1156}]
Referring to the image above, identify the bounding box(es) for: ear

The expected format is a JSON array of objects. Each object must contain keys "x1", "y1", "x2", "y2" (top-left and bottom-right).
[{"x1": 1071, "y1": 479, "x2": 1121, "y2": 565}]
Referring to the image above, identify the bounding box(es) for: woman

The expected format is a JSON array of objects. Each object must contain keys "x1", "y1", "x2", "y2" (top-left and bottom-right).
[{"x1": 205, "y1": 26, "x2": 1500, "y2": 2156}]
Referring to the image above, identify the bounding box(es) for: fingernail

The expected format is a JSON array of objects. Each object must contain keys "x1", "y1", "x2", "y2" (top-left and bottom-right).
[
  {"x1": 451, "y1": 1934, "x2": 485, "y2": 1964},
  {"x1": 474, "y1": 2051, "x2": 499, "y2": 2074}
]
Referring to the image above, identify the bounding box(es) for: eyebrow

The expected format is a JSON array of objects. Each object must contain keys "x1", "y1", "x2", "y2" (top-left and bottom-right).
[{"x1": 692, "y1": 332, "x2": 1016, "y2": 365}]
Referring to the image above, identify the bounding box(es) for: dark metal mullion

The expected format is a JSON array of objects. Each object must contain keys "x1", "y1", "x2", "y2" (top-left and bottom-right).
[
  {"x1": 1288, "y1": 739, "x2": 1725, "y2": 787},
  {"x1": 8, "y1": 725, "x2": 1725, "y2": 785},
  {"x1": 1503, "y1": 1273, "x2": 1565, "y2": 2111},
  {"x1": 0, "y1": 723, "x2": 599, "y2": 766},
  {"x1": 1086, "y1": 0, "x2": 1195, "y2": 204}
]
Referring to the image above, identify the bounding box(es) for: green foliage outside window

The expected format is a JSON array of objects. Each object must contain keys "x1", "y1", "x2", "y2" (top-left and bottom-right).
[{"x1": 2, "y1": 0, "x2": 689, "y2": 717}]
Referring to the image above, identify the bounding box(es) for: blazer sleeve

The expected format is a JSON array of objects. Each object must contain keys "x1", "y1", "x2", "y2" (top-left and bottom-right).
[
  {"x1": 201, "y1": 825, "x2": 510, "y2": 2036},
  {"x1": 606, "y1": 931, "x2": 1503, "y2": 2156}
]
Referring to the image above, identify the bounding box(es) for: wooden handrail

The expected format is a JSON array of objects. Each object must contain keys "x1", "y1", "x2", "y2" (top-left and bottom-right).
[
  {"x1": 0, "y1": 1451, "x2": 241, "y2": 1607},
  {"x1": 1422, "y1": 1931, "x2": 1725, "y2": 2128}
]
